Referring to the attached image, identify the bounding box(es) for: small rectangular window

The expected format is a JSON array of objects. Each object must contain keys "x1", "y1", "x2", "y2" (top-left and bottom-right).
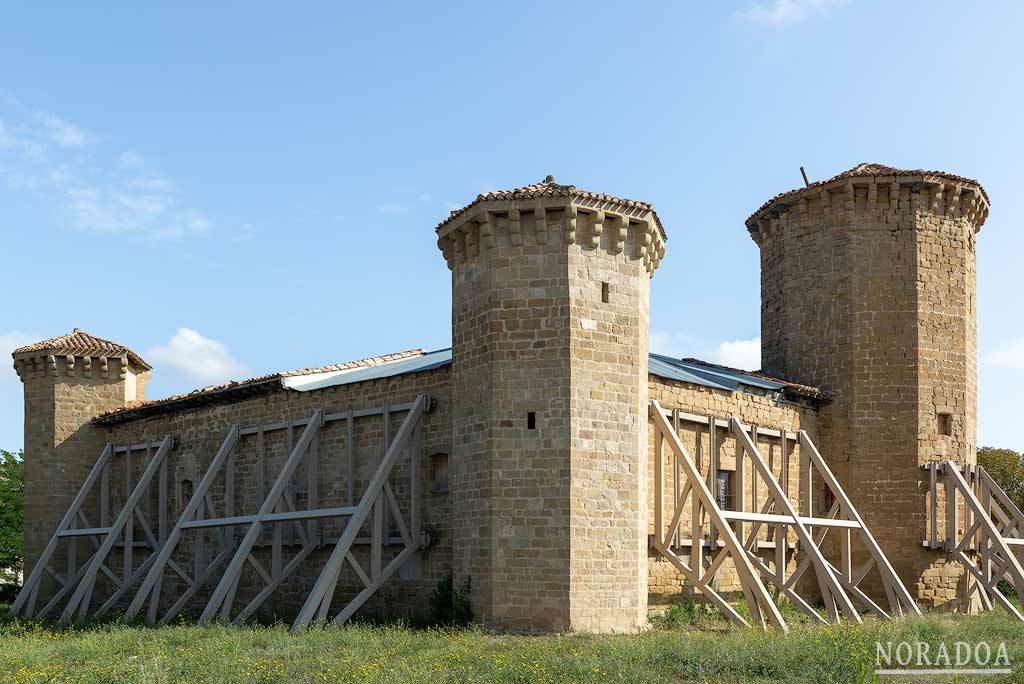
[
  {"x1": 937, "y1": 413, "x2": 952, "y2": 437},
  {"x1": 716, "y1": 471, "x2": 733, "y2": 511},
  {"x1": 820, "y1": 482, "x2": 836, "y2": 514},
  {"x1": 601, "y1": 281, "x2": 610, "y2": 303},
  {"x1": 527, "y1": 412, "x2": 537, "y2": 430}
]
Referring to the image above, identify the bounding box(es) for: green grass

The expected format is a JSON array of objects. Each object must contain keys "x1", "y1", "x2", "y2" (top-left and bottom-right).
[{"x1": 1, "y1": 606, "x2": 1024, "y2": 683}]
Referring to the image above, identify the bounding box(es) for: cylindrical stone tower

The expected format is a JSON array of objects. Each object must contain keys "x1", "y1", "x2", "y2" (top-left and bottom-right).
[
  {"x1": 747, "y1": 163, "x2": 988, "y2": 607},
  {"x1": 436, "y1": 176, "x2": 666, "y2": 632},
  {"x1": 13, "y1": 329, "x2": 151, "y2": 576}
]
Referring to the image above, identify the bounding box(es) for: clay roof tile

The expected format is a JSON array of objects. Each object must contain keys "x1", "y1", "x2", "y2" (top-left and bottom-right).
[
  {"x1": 437, "y1": 175, "x2": 666, "y2": 240},
  {"x1": 746, "y1": 163, "x2": 989, "y2": 226},
  {"x1": 13, "y1": 328, "x2": 151, "y2": 370}
]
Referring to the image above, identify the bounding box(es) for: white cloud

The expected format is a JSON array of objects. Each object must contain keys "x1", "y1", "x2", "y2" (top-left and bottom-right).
[
  {"x1": 0, "y1": 332, "x2": 38, "y2": 383},
  {"x1": 711, "y1": 337, "x2": 762, "y2": 371},
  {"x1": 650, "y1": 331, "x2": 761, "y2": 371},
  {"x1": 38, "y1": 112, "x2": 89, "y2": 147},
  {"x1": 0, "y1": 94, "x2": 221, "y2": 241},
  {"x1": 231, "y1": 223, "x2": 257, "y2": 243},
  {"x1": 146, "y1": 328, "x2": 250, "y2": 385},
  {"x1": 118, "y1": 149, "x2": 144, "y2": 168},
  {"x1": 650, "y1": 331, "x2": 697, "y2": 357},
  {"x1": 988, "y1": 339, "x2": 1024, "y2": 370},
  {"x1": 736, "y1": 0, "x2": 847, "y2": 27},
  {"x1": 377, "y1": 203, "x2": 409, "y2": 214}
]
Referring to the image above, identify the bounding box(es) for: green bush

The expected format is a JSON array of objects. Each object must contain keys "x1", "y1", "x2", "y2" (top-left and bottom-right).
[{"x1": 425, "y1": 574, "x2": 473, "y2": 627}]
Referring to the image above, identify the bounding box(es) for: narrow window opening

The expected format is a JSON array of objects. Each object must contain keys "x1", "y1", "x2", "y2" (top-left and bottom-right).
[
  {"x1": 820, "y1": 482, "x2": 836, "y2": 514},
  {"x1": 716, "y1": 471, "x2": 734, "y2": 511},
  {"x1": 937, "y1": 412, "x2": 952, "y2": 437},
  {"x1": 179, "y1": 479, "x2": 194, "y2": 509},
  {"x1": 527, "y1": 412, "x2": 537, "y2": 430},
  {"x1": 601, "y1": 281, "x2": 610, "y2": 303},
  {"x1": 428, "y1": 453, "x2": 449, "y2": 494}
]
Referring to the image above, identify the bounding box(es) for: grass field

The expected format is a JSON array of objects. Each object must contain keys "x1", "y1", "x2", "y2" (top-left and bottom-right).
[{"x1": 1, "y1": 605, "x2": 1023, "y2": 683}]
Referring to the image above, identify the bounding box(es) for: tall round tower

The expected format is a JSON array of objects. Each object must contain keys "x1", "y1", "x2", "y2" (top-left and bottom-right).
[
  {"x1": 436, "y1": 176, "x2": 666, "y2": 632},
  {"x1": 747, "y1": 164, "x2": 988, "y2": 606}
]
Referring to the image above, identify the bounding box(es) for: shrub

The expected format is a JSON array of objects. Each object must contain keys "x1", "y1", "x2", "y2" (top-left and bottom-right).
[{"x1": 426, "y1": 574, "x2": 473, "y2": 627}]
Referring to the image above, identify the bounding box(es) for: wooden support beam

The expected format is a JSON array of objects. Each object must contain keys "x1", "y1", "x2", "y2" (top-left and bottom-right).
[
  {"x1": 58, "y1": 437, "x2": 173, "y2": 625},
  {"x1": 945, "y1": 461, "x2": 1024, "y2": 619},
  {"x1": 799, "y1": 431, "x2": 920, "y2": 617},
  {"x1": 346, "y1": 411, "x2": 355, "y2": 505},
  {"x1": 719, "y1": 510, "x2": 859, "y2": 528},
  {"x1": 733, "y1": 418, "x2": 859, "y2": 623},
  {"x1": 199, "y1": 411, "x2": 323, "y2": 624},
  {"x1": 126, "y1": 427, "x2": 240, "y2": 622},
  {"x1": 654, "y1": 427, "x2": 664, "y2": 546},
  {"x1": 293, "y1": 394, "x2": 429, "y2": 630},
  {"x1": 649, "y1": 402, "x2": 787, "y2": 632}
]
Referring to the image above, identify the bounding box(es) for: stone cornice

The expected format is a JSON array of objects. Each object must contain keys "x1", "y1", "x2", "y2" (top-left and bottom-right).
[
  {"x1": 746, "y1": 175, "x2": 990, "y2": 245},
  {"x1": 436, "y1": 197, "x2": 667, "y2": 276},
  {"x1": 12, "y1": 352, "x2": 133, "y2": 382}
]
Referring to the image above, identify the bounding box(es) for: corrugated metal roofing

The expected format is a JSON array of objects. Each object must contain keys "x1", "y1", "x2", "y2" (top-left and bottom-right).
[
  {"x1": 283, "y1": 348, "x2": 807, "y2": 398},
  {"x1": 648, "y1": 354, "x2": 787, "y2": 393},
  {"x1": 96, "y1": 345, "x2": 821, "y2": 425},
  {"x1": 281, "y1": 348, "x2": 453, "y2": 392}
]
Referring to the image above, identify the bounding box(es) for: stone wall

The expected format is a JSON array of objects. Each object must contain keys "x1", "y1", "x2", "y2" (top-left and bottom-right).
[
  {"x1": 447, "y1": 210, "x2": 574, "y2": 631},
  {"x1": 16, "y1": 354, "x2": 146, "y2": 582},
  {"x1": 98, "y1": 367, "x2": 452, "y2": 620},
  {"x1": 567, "y1": 233, "x2": 650, "y2": 632},
  {"x1": 444, "y1": 202, "x2": 658, "y2": 632},
  {"x1": 751, "y1": 175, "x2": 986, "y2": 608},
  {"x1": 646, "y1": 376, "x2": 820, "y2": 609},
  {"x1": 23, "y1": 347, "x2": 838, "y2": 626}
]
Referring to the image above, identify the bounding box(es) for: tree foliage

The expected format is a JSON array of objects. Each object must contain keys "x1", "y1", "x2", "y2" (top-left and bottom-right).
[
  {"x1": 978, "y1": 446, "x2": 1024, "y2": 513},
  {"x1": 0, "y1": 450, "x2": 24, "y2": 576}
]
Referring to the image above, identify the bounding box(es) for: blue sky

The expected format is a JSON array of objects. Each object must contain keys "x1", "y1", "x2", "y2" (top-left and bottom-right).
[{"x1": 2, "y1": 0, "x2": 1023, "y2": 451}]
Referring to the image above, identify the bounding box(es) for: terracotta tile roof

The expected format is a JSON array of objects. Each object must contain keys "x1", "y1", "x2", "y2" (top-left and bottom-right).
[
  {"x1": 91, "y1": 348, "x2": 428, "y2": 424},
  {"x1": 746, "y1": 162, "x2": 989, "y2": 225},
  {"x1": 13, "y1": 328, "x2": 151, "y2": 370},
  {"x1": 437, "y1": 175, "x2": 666, "y2": 240}
]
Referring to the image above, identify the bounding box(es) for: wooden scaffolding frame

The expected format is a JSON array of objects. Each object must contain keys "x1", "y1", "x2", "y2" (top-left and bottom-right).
[
  {"x1": 15, "y1": 392, "x2": 430, "y2": 627},
  {"x1": 650, "y1": 401, "x2": 919, "y2": 630},
  {"x1": 292, "y1": 392, "x2": 427, "y2": 630},
  {"x1": 9, "y1": 436, "x2": 174, "y2": 623},
  {"x1": 124, "y1": 393, "x2": 430, "y2": 626},
  {"x1": 924, "y1": 460, "x2": 1024, "y2": 619}
]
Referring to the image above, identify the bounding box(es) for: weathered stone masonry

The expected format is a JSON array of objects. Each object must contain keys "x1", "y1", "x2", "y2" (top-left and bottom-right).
[
  {"x1": 14, "y1": 164, "x2": 989, "y2": 631},
  {"x1": 749, "y1": 163, "x2": 989, "y2": 608}
]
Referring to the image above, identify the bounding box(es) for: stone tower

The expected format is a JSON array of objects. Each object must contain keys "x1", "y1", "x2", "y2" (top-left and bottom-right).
[
  {"x1": 436, "y1": 176, "x2": 666, "y2": 632},
  {"x1": 13, "y1": 329, "x2": 151, "y2": 572},
  {"x1": 747, "y1": 164, "x2": 989, "y2": 605}
]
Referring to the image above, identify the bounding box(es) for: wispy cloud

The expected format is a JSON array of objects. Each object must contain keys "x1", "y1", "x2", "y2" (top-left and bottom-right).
[
  {"x1": 988, "y1": 338, "x2": 1024, "y2": 370},
  {"x1": 0, "y1": 332, "x2": 38, "y2": 383},
  {"x1": 649, "y1": 331, "x2": 698, "y2": 357},
  {"x1": 650, "y1": 332, "x2": 762, "y2": 371},
  {"x1": 711, "y1": 337, "x2": 761, "y2": 371},
  {"x1": 736, "y1": 0, "x2": 848, "y2": 27},
  {"x1": 0, "y1": 93, "x2": 218, "y2": 241},
  {"x1": 146, "y1": 328, "x2": 250, "y2": 385},
  {"x1": 377, "y1": 203, "x2": 409, "y2": 214},
  {"x1": 37, "y1": 112, "x2": 89, "y2": 147}
]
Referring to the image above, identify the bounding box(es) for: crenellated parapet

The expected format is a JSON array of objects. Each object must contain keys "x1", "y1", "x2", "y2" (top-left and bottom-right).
[
  {"x1": 436, "y1": 176, "x2": 667, "y2": 276},
  {"x1": 11, "y1": 328, "x2": 151, "y2": 394},
  {"x1": 12, "y1": 352, "x2": 134, "y2": 382},
  {"x1": 746, "y1": 163, "x2": 989, "y2": 246}
]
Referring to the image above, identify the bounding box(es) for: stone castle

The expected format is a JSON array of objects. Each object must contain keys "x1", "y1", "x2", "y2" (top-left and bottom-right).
[{"x1": 12, "y1": 164, "x2": 990, "y2": 632}]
